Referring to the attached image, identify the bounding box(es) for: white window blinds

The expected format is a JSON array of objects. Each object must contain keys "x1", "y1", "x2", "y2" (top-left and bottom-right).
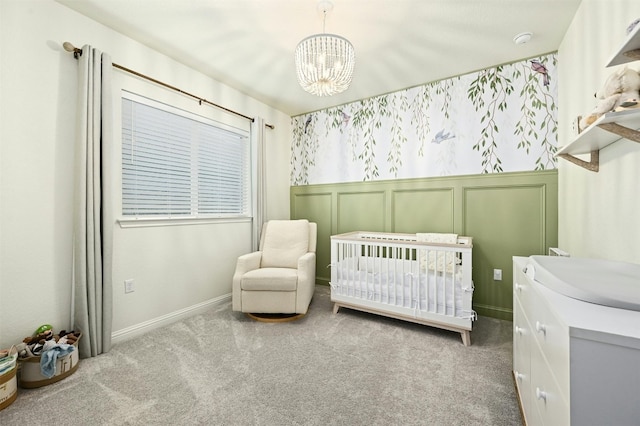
[{"x1": 121, "y1": 96, "x2": 250, "y2": 218}]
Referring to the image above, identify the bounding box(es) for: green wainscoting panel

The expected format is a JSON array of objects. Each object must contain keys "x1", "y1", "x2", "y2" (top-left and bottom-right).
[
  {"x1": 464, "y1": 185, "x2": 547, "y2": 320},
  {"x1": 337, "y1": 191, "x2": 386, "y2": 234},
  {"x1": 392, "y1": 188, "x2": 454, "y2": 233},
  {"x1": 291, "y1": 192, "x2": 333, "y2": 285},
  {"x1": 290, "y1": 170, "x2": 558, "y2": 320}
]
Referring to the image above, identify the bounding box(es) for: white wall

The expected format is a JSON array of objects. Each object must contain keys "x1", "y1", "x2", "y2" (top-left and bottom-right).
[
  {"x1": 558, "y1": 0, "x2": 640, "y2": 263},
  {"x1": 0, "y1": 0, "x2": 292, "y2": 349}
]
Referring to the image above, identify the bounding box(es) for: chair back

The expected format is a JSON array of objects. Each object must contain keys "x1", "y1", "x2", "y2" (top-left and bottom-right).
[{"x1": 259, "y1": 220, "x2": 315, "y2": 268}]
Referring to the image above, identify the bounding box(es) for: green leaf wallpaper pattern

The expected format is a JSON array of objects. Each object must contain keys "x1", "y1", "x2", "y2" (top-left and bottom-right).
[
  {"x1": 291, "y1": 53, "x2": 558, "y2": 185},
  {"x1": 410, "y1": 83, "x2": 431, "y2": 158},
  {"x1": 468, "y1": 65, "x2": 514, "y2": 173}
]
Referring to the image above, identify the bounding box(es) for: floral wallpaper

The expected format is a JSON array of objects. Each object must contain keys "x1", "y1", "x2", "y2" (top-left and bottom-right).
[{"x1": 291, "y1": 53, "x2": 558, "y2": 186}]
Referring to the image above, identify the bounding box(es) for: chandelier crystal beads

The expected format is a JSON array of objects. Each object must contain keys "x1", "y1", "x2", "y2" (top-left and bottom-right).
[{"x1": 294, "y1": 1, "x2": 355, "y2": 96}]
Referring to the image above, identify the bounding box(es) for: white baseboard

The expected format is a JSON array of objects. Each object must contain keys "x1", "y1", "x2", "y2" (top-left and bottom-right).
[{"x1": 111, "y1": 293, "x2": 231, "y2": 345}]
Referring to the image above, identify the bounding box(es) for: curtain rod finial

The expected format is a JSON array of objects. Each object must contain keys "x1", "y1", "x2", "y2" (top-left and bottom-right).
[
  {"x1": 63, "y1": 41, "x2": 76, "y2": 52},
  {"x1": 63, "y1": 41, "x2": 82, "y2": 58}
]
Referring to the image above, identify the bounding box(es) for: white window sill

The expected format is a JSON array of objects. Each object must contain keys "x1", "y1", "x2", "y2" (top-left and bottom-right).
[{"x1": 117, "y1": 216, "x2": 252, "y2": 228}]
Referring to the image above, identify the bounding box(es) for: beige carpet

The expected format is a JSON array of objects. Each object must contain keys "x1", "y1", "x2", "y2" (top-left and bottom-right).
[{"x1": 0, "y1": 285, "x2": 521, "y2": 425}]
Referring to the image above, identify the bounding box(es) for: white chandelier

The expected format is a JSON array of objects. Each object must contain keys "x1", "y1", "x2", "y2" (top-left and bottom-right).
[{"x1": 295, "y1": 0, "x2": 355, "y2": 96}]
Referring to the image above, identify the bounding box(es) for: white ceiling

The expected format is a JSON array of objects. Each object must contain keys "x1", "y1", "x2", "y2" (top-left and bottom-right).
[{"x1": 56, "y1": 0, "x2": 582, "y2": 116}]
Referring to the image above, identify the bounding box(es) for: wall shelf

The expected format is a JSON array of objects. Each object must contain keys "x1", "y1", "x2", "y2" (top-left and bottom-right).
[
  {"x1": 558, "y1": 22, "x2": 640, "y2": 171},
  {"x1": 557, "y1": 109, "x2": 640, "y2": 171},
  {"x1": 607, "y1": 21, "x2": 640, "y2": 66}
]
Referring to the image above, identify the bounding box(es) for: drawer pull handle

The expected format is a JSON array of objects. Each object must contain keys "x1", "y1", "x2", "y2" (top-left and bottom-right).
[
  {"x1": 515, "y1": 283, "x2": 522, "y2": 292},
  {"x1": 515, "y1": 326, "x2": 524, "y2": 335},
  {"x1": 535, "y1": 321, "x2": 546, "y2": 334},
  {"x1": 536, "y1": 387, "x2": 547, "y2": 402},
  {"x1": 514, "y1": 371, "x2": 524, "y2": 381}
]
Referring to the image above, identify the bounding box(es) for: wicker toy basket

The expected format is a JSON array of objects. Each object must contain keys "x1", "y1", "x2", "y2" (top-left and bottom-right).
[
  {"x1": 18, "y1": 333, "x2": 81, "y2": 389},
  {"x1": 0, "y1": 347, "x2": 18, "y2": 411}
]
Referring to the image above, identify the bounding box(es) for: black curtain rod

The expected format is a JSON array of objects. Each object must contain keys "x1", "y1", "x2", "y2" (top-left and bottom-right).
[{"x1": 64, "y1": 42, "x2": 275, "y2": 130}]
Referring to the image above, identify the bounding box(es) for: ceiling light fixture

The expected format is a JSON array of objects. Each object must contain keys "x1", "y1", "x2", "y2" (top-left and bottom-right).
[
  {"x1": 295, "y1": 0, "x2": 355, "y2": 96},
  {"x1": 513, "y1": 32, "x2": 533, "y2": 45}
]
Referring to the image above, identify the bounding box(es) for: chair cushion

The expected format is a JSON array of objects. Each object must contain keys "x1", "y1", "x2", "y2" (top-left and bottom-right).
[
  {"x1": 261, "y1": 220, "x2": 310, "y2": 269},
  {"x1": 241, "y1": 268, "x2": 298, "y2": 291}
]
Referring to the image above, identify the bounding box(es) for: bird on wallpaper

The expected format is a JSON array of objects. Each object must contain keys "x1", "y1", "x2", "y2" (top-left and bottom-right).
[
  {"x1": 431, "y1": 128, "x2": 455, "y2": 144},
  {"x1": 340, "y1": 110, "x2": 351, "y2": 127},
  {"x1": 530, "y1": 60, "x2": 550, "y2": 87},
  {"x1": 304, "y1": 116, "x2": 312, "y2": 134}
]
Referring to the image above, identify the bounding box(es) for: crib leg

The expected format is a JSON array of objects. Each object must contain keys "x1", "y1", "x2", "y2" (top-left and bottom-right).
[
  {"x1": 461, "y1": 330, "x2": 471, "y2": 347},
  {"x1": 333, "y1": 303, "x2": 340, "y2": 314}
]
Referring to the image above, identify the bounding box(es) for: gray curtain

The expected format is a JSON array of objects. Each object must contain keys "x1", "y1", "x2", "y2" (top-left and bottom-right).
[
  {"x1": 73, "y1": 45, "x2": 114, "y2": 358},
  {"x1": 252, "y1": 117, "x2": 267, "y2": 250}
]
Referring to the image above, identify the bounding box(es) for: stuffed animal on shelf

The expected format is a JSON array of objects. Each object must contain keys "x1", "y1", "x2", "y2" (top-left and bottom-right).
[{"x1": 579, "y1": 66, "x2": 640, "y2": 131}]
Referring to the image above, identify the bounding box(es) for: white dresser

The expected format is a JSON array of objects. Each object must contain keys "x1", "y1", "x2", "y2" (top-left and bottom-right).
[{"x1": 512, "y1": 256, "x2": 640, "y2": 426}]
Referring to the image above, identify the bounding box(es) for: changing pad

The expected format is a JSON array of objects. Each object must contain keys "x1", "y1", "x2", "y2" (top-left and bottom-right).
[{"x1": 527, "y1": 255, "x2": 640, "y2": 312}]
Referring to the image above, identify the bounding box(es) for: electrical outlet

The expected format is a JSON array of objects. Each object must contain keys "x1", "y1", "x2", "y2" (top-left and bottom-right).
[
  {"x1": 124, "y1": 279, "x2": 135, "y2": 293},
  {"x1": 493, "y1": 269, "x2": 502, "y2": 281}
]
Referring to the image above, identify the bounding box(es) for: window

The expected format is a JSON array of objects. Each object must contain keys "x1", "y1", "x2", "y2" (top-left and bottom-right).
[{"x1": 121, "y1": 94, "x2": 251, "y2": 219}]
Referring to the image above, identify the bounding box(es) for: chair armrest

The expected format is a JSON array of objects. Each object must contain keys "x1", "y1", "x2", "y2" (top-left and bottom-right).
[
  {"x1": 295, "y1": 252, "x2": 317, "y2": 313},
  {"x1": 234, "y1": 251, "x2": 262, "y2": 275},
  {"x1": 232, "y1": 251, "x2": 263, "y2": 312},
  {"x1": 297, "y1": 252, "x2": 316, "y2": 282}
]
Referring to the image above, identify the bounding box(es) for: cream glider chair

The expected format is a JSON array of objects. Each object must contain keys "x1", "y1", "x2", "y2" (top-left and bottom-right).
[{"x1": 232, "y1": 219, "x2": 317, "y2": 317}]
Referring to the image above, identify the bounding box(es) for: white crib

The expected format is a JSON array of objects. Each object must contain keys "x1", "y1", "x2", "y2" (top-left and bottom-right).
[{"x1": 330, "y1": 231, "x2": 475, "y2": 346}]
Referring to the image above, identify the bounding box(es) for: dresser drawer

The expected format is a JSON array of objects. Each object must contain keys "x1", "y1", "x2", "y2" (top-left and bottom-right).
[
  {"x1": 514, "y1": 264, "x2": 534, "y2": 319},
  {"x1": 513, "y1": 297, "x2": 532, "y2": 421},
  {"x1": 530, "y1": 342, "x2": 570, "y2": 426},
  {"x1": 527, "y1": 281, "x2": 570, "y2": 401}
]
